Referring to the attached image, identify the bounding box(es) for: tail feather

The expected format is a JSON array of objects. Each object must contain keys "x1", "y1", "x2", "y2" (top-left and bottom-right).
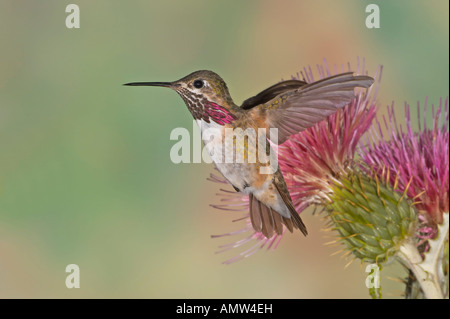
[
  {"x1": 248, "y1": 193, "x2": 307, "y2": 238},
  {"x1": 249, "y1": 194, "x2": 284, "y2": 238},
  {"x1": 282, "y1": 216, "x2": 294, "y2": 233},
  {"x1": 249, "y1": 194, "x2": 262, "y2": 233},
  {"x1": 259, "y1": 202, "x2": 275, "y2": 238},
  {"x1": 271, "y1": 207, "x2": 284, "y2": 235}
]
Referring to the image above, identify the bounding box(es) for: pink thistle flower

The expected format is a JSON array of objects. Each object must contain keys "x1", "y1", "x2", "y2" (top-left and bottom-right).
[
  {"x1": 209, "y1": 59, "x2": 381, "y2": 263},
  {"x1": 359, "y1": 97, "x2": 449, "y2": 229}
]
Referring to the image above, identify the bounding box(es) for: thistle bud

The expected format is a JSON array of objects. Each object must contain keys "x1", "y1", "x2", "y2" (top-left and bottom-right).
[{"x1": 326, "y1": 173, "x2": 417, "y2": 264}]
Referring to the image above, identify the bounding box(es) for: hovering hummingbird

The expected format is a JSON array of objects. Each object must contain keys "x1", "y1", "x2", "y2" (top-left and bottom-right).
[{"x1": 125, "y1": 70, "x2": 374, "y2": 238}]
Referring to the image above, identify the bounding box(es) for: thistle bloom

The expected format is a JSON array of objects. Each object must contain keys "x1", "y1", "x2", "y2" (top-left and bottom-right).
[
  {"x1": 359, "y1": 98, "x2": 449, "y2": 227},
  {"x1": 209, "y1": 59, "x2": 381, "y2": 263},
  {"x1": 206, "y1": 60, "x2": 448, "y2": 299},
  {"x1": 359, "y1": 98, "x2": 449, "y2": 298}
]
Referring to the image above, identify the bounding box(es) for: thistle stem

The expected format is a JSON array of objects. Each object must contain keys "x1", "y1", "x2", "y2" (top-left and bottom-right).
[{"x1": 397, "y1": 239, "x2": 444, "y2": 299}]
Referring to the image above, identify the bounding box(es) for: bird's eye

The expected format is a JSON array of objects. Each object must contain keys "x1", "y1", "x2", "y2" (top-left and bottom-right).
[{"x1": 193, "y1": 80, "x2": 204, "y2": 89}]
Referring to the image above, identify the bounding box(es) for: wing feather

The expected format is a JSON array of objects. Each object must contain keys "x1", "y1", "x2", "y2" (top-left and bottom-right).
[{"x1": 245, "y1": 72, "x2": 374, "y2": 144}]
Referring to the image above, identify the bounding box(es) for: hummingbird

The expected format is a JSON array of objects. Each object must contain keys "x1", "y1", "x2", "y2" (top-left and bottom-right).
[{"x1": 125, "y1": 70, "x2": 374, "y2": 238}]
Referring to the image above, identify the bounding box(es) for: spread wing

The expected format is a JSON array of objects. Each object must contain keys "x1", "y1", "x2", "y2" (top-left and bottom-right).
[{"x1": 244, "y1": 72, "x2": 374, "y2": 144}]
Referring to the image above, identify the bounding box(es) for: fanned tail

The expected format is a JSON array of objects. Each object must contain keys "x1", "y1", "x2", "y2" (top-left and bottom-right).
[{"x1": 249, "y1": 193, "x2": 307, "y2": 238}]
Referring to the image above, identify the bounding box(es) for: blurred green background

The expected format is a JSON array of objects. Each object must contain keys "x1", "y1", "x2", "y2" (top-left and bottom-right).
[{"x1": 0, "y1": 0, "x2": 448, "y2": 298}]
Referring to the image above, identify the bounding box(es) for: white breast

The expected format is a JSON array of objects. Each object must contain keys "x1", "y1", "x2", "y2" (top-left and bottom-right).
[{"x1": 196, "y1": 119, "x2": 255, "y2": 192}]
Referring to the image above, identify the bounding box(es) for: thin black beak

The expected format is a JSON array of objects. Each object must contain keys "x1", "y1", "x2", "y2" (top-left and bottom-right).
[{"x1": 123, "y1": 81, "x2": 173, "y2": 88}]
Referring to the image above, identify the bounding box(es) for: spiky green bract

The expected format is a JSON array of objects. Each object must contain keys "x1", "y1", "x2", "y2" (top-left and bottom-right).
[{"x1": 326, "y1": 173, "x2": 417, "y2": 264}]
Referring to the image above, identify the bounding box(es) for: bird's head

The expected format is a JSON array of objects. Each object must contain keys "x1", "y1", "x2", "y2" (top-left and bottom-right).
[{"x1": 125, "y1": 70, "x2": 236, "y2": 124}]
